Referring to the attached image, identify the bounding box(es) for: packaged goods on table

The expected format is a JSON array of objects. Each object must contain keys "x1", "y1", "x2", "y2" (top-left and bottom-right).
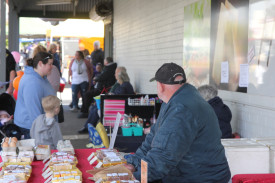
[
  {"x1": 1, "y1": 137, "x2": 18, "y2": 153},
  {"x1": 0, "y1": 163, "x2": 32, "y2": 182},
  {"x1": 42, "y1": 151, "x2": 81, "y2": 183},
  {"x1": 92, "y1": 149, "x2": 127, "y2": 168},
  {"x1": 44, "y1": 168, "x2": 82, "y2": 183},
  {"x1": 87, "y1": 164, "x2": 140, "y2": 183},
  {"x1": 1, "y1": 137, "x2": 34, "y2": 163},
  {"x1": 17, "y1": 139, "x2": 35, "y2": 152},
  {"x1": 49, "y1": 152, "x2": 78, "y2": 166},
  {"x1": 57, "y1": 140, "x2": 75, "y2": 154},
  {"x1": 35, "y1": 145, "x2": 51, "y2": 160}
]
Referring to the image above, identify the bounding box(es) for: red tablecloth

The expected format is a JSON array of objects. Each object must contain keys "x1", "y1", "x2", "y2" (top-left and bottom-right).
[
  {"x1": 232, "y1": 174, "x2": 275, "y2": 183},
  {"x1": 21, "y1": 149, "x2": 97, "y2": 183}
]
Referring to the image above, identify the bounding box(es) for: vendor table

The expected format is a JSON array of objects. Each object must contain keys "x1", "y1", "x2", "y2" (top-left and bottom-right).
[
  {"x1": 0, "y1": 149, "x2": 98, "y2": 183},
  {"x1": 232, "y1": 174, "x2": 275, "y2": 183},
  {"x1": 115, "y1": 135, "x2": 146, "y2": 153}
]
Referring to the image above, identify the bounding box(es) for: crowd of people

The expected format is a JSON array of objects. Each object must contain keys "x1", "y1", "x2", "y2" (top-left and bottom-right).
[{"x1": 0, "y1": 40, "x2": 233, "y2": 182}]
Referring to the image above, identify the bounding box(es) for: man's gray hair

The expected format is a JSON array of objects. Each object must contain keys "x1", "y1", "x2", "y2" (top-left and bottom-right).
[
  {"x1": 117, "y1": 66, "x2": 130, "y2": 83},
  {"x1": 94, "y1": 41, "x2": 100, "y2": 47},
  {"x1": 198, "y1": 85, "x2": 218, "y2": 101}
]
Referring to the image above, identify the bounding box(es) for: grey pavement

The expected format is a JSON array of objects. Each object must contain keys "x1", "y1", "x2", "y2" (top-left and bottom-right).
[{"x1": 58, "y1": 81, "x2": 90, "y2": 149}]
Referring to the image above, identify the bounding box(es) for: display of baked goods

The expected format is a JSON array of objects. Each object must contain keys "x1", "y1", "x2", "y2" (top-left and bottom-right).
[
  {"x1": 57, "y1": 140, "x2": 75, "y2": 154},
  {"x1": 1, "y1": 137, "x2": 18, "y2": 152},
  {"x1": 0, "y1": 164, "x2": 32, "y2": 182},
  {"x1": 49, "y1": 152, "x2": 78, "y2": 166},
  {"x1": 95, "y1": 149, "x2": 127, "y2": 167},
  {"x1": 42, "y1": 151, "x2": 81, "y2": 183},
  {"x1": 87, "y1": 164, "x2": 140, "y2": 183},
  {"x1": 35, "y1": 145, "x2": 51, "y2": 160}
]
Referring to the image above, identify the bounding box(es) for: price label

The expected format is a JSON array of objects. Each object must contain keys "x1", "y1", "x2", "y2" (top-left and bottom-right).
[
  {"x1": 95, "y1": 162, "x2": 103, "y2": 169},
  {"x1": 89, "y1": 156, "x2": 98, "y2": 165},
  {"x1": 87, "y1": 152, "x2": 95, "y2": 161}
]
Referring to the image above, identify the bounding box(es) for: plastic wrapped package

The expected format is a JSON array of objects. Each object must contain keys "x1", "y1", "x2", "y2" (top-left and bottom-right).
[
  {"x1": 49, "y1": 152, "x2": 78, "y2": 167},
  {"x1": 0, "y1": 164, "x2": 32, "y2": 182},
  {"x1": 48, "y1": 168, "x2": 82, "y2": 183},
  {"x1": 57, "y1": 140, "x2": 75, "y2": 154},
  {"x1": 35, "y1": 145, "x2": 51, "y2": 160},
  {"x1": 102, "y1": 156, "x2": 127, "y2": 167},
  {"x1": 88, "y1": 164, "x2": 138, "y2": 182}
]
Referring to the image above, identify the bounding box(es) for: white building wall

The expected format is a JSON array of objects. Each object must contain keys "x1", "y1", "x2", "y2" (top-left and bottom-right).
[{"x1": 113, "y1": 0, "x2": 275, "y2": 138}]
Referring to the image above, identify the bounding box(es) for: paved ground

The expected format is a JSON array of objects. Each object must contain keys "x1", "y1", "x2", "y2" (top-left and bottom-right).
[{"x1": 58, "y1": 70, "x2": 90, "y2": 149}]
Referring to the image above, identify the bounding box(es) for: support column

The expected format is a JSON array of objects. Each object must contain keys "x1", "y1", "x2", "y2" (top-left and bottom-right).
[
  {"x1": 8, "y1": 0, "x2": 19, "y2": 52},
  {"x1": 0, "y1": 0, "x2": 6, "y2": 93}
]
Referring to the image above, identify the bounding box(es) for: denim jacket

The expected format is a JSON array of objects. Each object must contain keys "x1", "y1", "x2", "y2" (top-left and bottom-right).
[{"x1": 127, "y1": 84, "x2": 230, "y2": 183}]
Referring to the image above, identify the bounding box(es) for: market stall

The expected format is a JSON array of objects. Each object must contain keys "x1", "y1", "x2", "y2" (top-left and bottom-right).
[{"x1": 0, "y1": 137, "x2": 139, "y2": 183}]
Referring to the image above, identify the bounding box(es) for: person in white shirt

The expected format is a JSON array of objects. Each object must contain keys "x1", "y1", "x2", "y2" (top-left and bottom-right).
[{"x1": 68, "y1": 51, "x2": 92, "y2": 111}]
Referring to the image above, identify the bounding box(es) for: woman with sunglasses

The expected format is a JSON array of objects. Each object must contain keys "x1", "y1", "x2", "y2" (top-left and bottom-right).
[{"x1": 14, "y1": 52, "x2": 55, "y2": 139}]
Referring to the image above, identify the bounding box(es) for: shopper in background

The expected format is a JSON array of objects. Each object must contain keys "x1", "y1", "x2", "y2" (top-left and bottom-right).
[
  {"x1": 32, "y1": 45, "x2": 60, "y2": 94},
  {"x1": 14, "y1": 52, "x2": 55, "y2": 139},
  {"x1": 198, "y1": 85, "x2": 233, "y2": 138},
  {"x1": 91, "y1": 41, "x2": 104, "y2": 67},
  {"x1": 78, "y1": 66, "x2": 134, "y2": 134},
  {"x1": 124, "y1": 63, "x2": 230, "y2": 183},
  {"x1": 78, "y1": 57, "x2": 116, "y2": 118},
  {"x1": 109, "y1": 66, "x2": 135, "y2": 95},
  {"x1": 83, "y1": 49, "x2": 91, "y2": 63},
  {"x1": 4, "y1": 49, "x2": 16, "y2": 95},
  {"x1": 48, "y1": 43, "x2": 61, "y2": 75},
  {"x1": 91, "y1": 63, "x2": 103, "y2": 89},
  {"x1": 68, "y1": 51, "x2": 92, "y2": 112}
]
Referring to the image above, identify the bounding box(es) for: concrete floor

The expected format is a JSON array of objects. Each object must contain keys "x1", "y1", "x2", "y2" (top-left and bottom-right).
[{"x1": 58, "y1": 70, "x2": 90, "y2": 149}]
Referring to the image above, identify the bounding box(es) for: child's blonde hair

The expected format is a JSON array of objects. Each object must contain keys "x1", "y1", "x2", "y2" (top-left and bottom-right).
[{"x1": 42, "y1": 95, "x2": 60, "y2": 113}]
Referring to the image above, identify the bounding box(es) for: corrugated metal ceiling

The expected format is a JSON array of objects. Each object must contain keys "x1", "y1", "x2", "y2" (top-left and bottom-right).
[{"x1": 10, "y1": 0, "x2": 110, "y2": 19}]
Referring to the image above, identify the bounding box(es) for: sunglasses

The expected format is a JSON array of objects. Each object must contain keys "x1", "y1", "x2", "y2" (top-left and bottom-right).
[{"x1": 43, "y1": 56, "x2": 52, "y2": 61}]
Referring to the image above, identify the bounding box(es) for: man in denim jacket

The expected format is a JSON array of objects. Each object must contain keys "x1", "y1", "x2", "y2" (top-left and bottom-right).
[{"x1": 125, "y1": 63, "x2": 231, "y2": 183}]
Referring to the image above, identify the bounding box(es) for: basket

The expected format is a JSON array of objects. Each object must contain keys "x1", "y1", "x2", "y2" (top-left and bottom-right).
[
  {"x1": 122, "y1": 127, "x2": 133, "y2": 136},
  {"x1": 132, "y1": 126, "x2": 143, "y2": 136}
]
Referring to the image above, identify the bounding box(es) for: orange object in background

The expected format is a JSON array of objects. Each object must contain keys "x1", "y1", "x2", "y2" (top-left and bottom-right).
[
  {"x1": 79, "y1": 37, "x2": 104, "y2": 54},
  {"x1": 13, "y1": 70, "x2": 24, "y2": 91},
  {"x1": 13, "y1": 76, "x2": 22, "y2": 91},
  {"x1": 16, "y1": 70, "x2": 24, "y2": 77}
]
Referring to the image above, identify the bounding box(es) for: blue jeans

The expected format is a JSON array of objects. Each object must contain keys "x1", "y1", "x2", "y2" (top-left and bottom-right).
[
  {"x1": 71, "y1": 81, "x2": 88, "y2": 108},
  {"x1": 19, "y1": 127, "x2": 31, "y2": 139},
  {"x1": 84, "y1": 104, "x2": 99, "y2": 129}
]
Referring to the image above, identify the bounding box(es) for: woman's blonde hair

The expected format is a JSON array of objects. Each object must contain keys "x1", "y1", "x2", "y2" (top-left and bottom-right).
[
  {"x1": 42, "y1": 95, "x2": 60, "y2": 113},
  {"x1": 32, "y1": 45, "x2": 47, "y2": 58},
  {"x1": 49, "y1": 43, "x2": 57, "y2": 52}
]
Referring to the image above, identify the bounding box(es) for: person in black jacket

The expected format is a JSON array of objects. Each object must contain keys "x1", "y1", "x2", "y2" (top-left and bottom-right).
[
  {"x1": 198, "y1": 85, "x2": 233, "y2": 138},
  {"x1": 78, "y1": 66, "x2": 135, "y2": 133},
  {"x1": 91, "y1": 41, "x2": 104, "y2": 66},
  {"x1": 5, "y1": 49, "x2": 16, "y2": 95},
  {"x1": 78, "y1": 57, "x2": 117, "y2": 118}
]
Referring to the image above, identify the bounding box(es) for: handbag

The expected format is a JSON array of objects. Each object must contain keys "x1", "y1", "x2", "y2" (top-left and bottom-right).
[
  {"x1": 58, "y1": 103, "x2": 64, "y2": 123},
  {"x1": 58, "y1": 87, "x2": 64, "y2": 123}
]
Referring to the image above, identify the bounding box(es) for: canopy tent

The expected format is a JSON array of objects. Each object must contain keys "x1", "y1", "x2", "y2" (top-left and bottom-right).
[
  {"x1": 19, "y1": 18, "x2": 52, "y2": 38},
  {"x1": 50, "y1": 19, "x2": 104, "y2": 38}
]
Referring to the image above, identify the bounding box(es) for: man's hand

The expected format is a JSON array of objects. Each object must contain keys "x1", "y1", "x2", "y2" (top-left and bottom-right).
[{"x1": 124, "y1": 164, "x2": 136, "y2": 173}]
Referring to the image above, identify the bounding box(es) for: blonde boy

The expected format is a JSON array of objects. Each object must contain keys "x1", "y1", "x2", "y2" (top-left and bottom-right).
[{"x1": 30, "y1": 95, "x2": 63, "y2": 149}]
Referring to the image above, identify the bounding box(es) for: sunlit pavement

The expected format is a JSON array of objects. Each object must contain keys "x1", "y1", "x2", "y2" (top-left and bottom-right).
[{"x1": 58, "y1": 69, "x2": 90, "y2": 149}]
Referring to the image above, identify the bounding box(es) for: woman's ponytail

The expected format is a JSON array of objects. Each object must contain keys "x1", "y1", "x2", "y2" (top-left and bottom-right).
[{"x1": 26, "y1": 58, "x2": 34, "y2": 67}]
